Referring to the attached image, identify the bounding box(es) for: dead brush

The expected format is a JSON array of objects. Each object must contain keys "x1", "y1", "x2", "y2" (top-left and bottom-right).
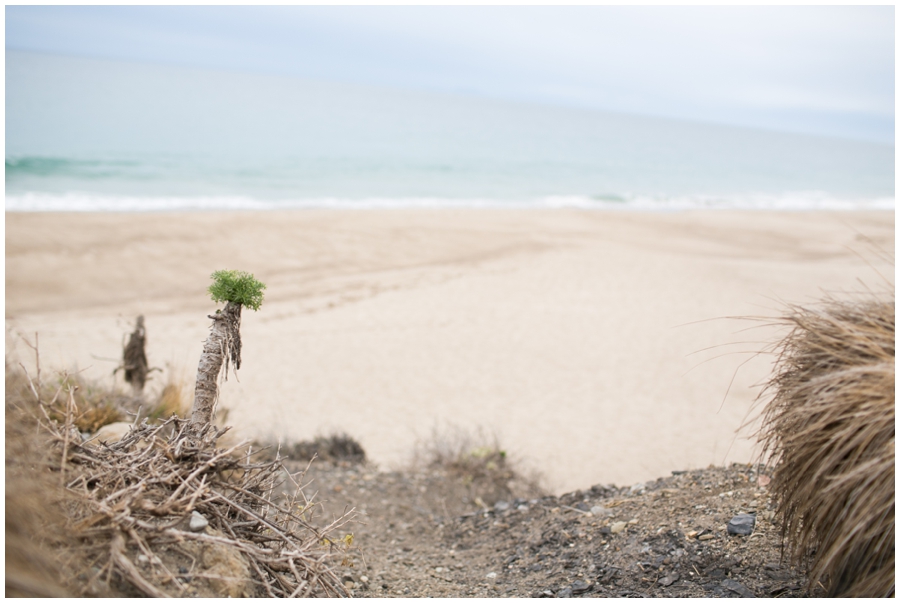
[
  {"x1": 13, "y1": 344, "x2": 193, "y2": 432},
  {"x1": 757, "y1": 293, "x2": 894, "y2": 597},
  {"x1": 60, "y1": 416, "x2": 355, "y2": 597},
  {"x1": 7, "y1": 352, "x2": 357, "y2": 597},
  {"x1": 254, "y1": 433, "x2": 368, "y2": 465},
  {"x1": 413, "y1": 425, "x2": 544, "y2": 508},
  {"x1": 29, "y1": 371, "x2": 130, "y2": 433}
]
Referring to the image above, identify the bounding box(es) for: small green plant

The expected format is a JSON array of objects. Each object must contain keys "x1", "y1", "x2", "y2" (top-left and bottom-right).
[{"x1": 208, "y1": 270, "x2": 266, "y2": 311}]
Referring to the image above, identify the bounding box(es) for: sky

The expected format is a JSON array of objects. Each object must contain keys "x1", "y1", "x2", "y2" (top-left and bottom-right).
[{"x1": 5, "y1": 5, "x2": 895, "y2": 144}]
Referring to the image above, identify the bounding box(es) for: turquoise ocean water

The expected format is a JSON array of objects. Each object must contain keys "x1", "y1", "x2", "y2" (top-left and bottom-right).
[{"x1": 6, "y1": 51, "x2": 895, "y2": 211}]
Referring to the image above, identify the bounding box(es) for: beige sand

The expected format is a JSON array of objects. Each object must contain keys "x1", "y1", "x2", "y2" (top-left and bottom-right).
[{"x1": 5, "y1": 210, "x2": 893, "y2": 493}]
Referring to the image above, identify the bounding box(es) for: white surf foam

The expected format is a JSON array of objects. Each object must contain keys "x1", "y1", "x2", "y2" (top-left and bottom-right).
[{"x1": 5, "y1": 191, "x2": 895, "y2": 212}]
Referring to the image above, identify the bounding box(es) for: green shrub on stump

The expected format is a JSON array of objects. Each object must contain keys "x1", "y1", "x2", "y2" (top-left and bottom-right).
[{"x1": 208, "y1": 270, "x2": 266, "y2": 311}]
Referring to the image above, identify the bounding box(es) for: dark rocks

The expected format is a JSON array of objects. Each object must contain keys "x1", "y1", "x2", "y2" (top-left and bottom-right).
[
  {"x1": 768, "y1": 583, "x2": 801, "y2": 596},
  {"x1": 658, "y1": 573, "x2": 679, "y2": 587},
  {"x1": 722, "y1": 578, "x2": 756, "y2": 598},
  {"x1": 708, "y1": 568, "x2": 726, "y2": 579},
  {"x1": 727, "y1": 514, "x2": 756, "y2": 536},
  {"x1": 570, "y1": 580, "x2": 591, "y2": 594},
  {"x1": 597, "y1": 567, "x2": 619, "y2": 584},
  {"x1": 297, "y1": 461, "x2": 811, "y2": 598}
]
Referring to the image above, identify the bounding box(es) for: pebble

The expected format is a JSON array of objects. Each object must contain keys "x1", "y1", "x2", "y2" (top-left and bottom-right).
[
  {"x1": 188, "y1": 510, "x2": 208, "y2": 532},
  {"x1": 609, "y1": 521, "x2": 627, "y2": 534},
  {"x1": 485, "y1": 572, "x2": 497, "y2": 579},
  {"x1": 727, "y1": 514, "x2": 756, "y2": 536},
  {"x1": 590, "y1": 505, "x2": 613, "y2": 517},
  {"x1": 90, "y1": 422, "x2": 134, "y2": 445},
  {"x1": 494, "y1": 501, "x2": 510, "y2": 512},
  {"x1": 556, "y1": 586, "x2": 573, "y2": 598},
  {"x1": 698, "y1": 533, "x2": 714, "y2": 541}
]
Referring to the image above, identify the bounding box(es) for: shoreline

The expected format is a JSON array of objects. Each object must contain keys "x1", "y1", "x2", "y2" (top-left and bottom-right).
[{"x1": 5, "y1": 209, "x2": 894, "y2": 493}]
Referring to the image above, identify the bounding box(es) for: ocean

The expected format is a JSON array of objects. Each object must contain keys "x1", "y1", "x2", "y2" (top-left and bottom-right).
[{"x1": 6, "y1": 50, "x2": 895, "y2": 212}]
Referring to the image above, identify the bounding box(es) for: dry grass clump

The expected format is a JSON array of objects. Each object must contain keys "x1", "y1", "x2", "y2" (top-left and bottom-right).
[
  {"x1": 146, "y1": 378, "x2": 191, "y2": 421},
  {"x1": 290, "y1": 433, "x2": 367, "y2": 464},
  {"x1": 7, "y1": 369, "x2": 130, "y2": 433},
  {"x1": 413, "y1": 425, "x2": 544, "y2": 508},
  {"x1": 10, "y1": 363, "x2": 191, "y2": 436},
  {"x1": 6, "y1": 362, "x2": 357, "y2": 598},
  {"x1": 757, "y1": 294, "x2": 894, "y2": 597}
]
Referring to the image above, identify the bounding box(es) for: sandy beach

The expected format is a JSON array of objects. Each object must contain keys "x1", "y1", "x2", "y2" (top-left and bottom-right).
[{"x1": 5, "y1": 209, "x2": 893, "y2": 493}]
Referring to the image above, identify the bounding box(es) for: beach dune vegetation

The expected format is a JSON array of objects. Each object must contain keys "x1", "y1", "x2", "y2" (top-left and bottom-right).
[{"x1": 758, "y1": 293, "x2": 894, "y2": 597}]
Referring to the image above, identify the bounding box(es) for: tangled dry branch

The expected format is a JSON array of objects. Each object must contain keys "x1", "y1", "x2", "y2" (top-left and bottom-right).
[{"x1": 25, "y1": 381, "x2": 357, "y2": 597}]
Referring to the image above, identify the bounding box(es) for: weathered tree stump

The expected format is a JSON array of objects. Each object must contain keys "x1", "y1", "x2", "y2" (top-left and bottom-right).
[
  {"x1": 122, "y1": 315, "x2": 149, "y2": 397},
  {"x1": 191, "y1": 301, "x2": 242, "y2": 426}
]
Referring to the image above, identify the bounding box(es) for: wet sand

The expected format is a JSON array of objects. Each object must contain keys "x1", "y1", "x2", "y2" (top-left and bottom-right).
[{"x1": 5, "y1": 209, "x2": 893, "y2": 493}]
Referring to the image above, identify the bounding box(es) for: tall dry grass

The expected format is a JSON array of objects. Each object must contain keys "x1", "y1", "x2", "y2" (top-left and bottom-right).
[
  {"x1": 757, "y1": 293, "x2": 894, "y2": 597},
  {"x1": 6, "y1": 374, "x2": 77, "y2": 597}
]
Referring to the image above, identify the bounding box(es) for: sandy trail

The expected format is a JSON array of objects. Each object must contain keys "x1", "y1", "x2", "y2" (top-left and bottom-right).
[{"x1": 5, "y1": 209, "x2": 893, "y2": 493}]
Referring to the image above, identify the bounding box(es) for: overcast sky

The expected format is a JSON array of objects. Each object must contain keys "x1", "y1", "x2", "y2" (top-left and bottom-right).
[{"x1": 5, "y1": 5, "x2": 895, "y2": 144}]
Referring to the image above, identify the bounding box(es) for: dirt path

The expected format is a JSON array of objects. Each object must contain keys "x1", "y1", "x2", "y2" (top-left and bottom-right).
[{"x1": 291, "y1": 459, "x2": 811, "y2": 598}]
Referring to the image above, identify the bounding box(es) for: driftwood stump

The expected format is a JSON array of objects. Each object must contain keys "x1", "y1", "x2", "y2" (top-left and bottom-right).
[{"x1": 123, "y1": 316, "x2": 149, "y2": 397}]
